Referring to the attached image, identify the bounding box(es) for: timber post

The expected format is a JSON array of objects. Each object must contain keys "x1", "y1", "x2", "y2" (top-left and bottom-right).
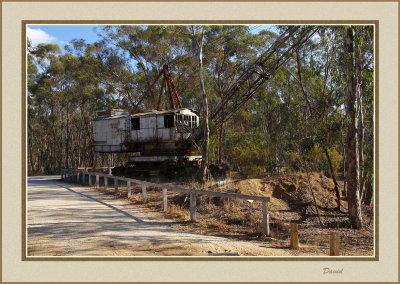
[
  {"x1": 190, "y1": 192, "x2": 197, "y2": 222},
  {"x1": 142, "y1": 186, "x2": 147, "y2": 203},
  {"x1": 127, "y1": 181, "x2": 132, "y2": 197},
  {"x1": 262, "y1": 200, "x2": 270, "y2": 236},
  {"x1": 114, "y1": 178, "x2": 118, "y2": 193},
  {"x1": 290, "y1": 223, "x2": 299, "y2": 249},
  {"x1": 330, "y1": 232, "x2": 340, "y2": 256},
  {"x1": 162, "y1": 188, "x2": 168, "y2": 211}
]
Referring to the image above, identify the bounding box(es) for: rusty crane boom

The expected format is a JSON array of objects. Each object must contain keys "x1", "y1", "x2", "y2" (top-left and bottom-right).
[{"x1": 210, "y1": 26, "x2": 320, "y2": 126}]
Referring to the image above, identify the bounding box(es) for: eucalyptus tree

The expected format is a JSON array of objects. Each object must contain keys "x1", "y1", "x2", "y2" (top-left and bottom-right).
[
  {"x1": 97, "y1": 25, "x2": 196, "y2": 110},
  {"x1": 205, "y1": 26, "x2": 276, "y2": 164},
  {"x1": 343, "y1": 25, "x2": 374, "y2": 228},
  {"x1": 284, "y1": 27, "x2": 346, "y2": 209},
  {"x1": 191, "y1": 26, "x2": 210, "y2": 183}
]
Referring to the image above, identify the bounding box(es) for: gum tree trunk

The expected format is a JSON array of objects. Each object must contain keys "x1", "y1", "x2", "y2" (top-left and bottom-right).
[
  {"x1": 345, "y1": 27, "x2": 362, "y2": 229},
  {"x1": 323, "y1": 147, "x2": 341, "y2": 210},
  {"x1": 192, "y1": 26, "x2": 209, "y2": 183}
]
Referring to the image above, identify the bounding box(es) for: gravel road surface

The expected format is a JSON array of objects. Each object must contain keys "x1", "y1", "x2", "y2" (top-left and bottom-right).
[{"x1": 27, "y1": 176, "x2": 291, "y2": 256}]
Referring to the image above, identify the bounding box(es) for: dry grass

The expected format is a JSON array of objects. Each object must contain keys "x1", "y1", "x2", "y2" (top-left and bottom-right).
[
  {"x1": 86, "y1": 171, "x2": 374, "y2": 256},
  {"x1": 165, "y1": 204, "x2": 187, "y2": 219}
]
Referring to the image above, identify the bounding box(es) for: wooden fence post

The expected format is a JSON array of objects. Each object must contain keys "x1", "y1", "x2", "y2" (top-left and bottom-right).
[
  {"x1": 330, "y1": 232, "x2": 340, "y2": 256},
  {"x1": 291, "y1": 223, "x2": 299, "y2": 249},
  {"x1": 262, "y1": 200, "x2": 270, "y2": 236},
  {"x1": 114, "y1": 178, "x2": 118, "y2": 193},
  {"x1": 127, "y1": 181, "x2": 132, "y2": 197},
  {"x1": 96, "y1": 175, "x2": 99, "y2": 188},
  {"x1": 190, "y1": 192, "x2": 196, "y2": 222},
  {"x1": 104, "y1": 177, "x2": 108, "y2": 190},
  {"x1": 163, "y1": 188, "x2": 168, "y2": 211},
  {"x1": 142, "y1": 186, "x2": 147, "y2": 203}
]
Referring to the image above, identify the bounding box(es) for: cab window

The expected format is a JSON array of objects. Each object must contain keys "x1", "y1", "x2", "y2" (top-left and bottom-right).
[
  {"x1": 131, "y1": 117, "x2": 140, "y2": 130},
  {"x1": 164, "y1": 114, "x2": 174, "y2": 128}
]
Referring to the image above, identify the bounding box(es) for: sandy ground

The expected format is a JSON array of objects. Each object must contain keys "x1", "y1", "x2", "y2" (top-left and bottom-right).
[{"x1": 27, "y1": 176, "x2": 293, "y2": 257}]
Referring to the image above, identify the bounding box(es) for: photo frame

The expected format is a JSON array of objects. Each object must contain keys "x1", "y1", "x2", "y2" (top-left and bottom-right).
[{"x1": 1, "y1": 0, "x2": 398, "y2": 282}]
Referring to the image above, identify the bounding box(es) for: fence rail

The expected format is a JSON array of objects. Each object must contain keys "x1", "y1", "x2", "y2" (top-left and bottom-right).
[{"x1": 61, "y1": 168, "x2": 270, "y2": 236}]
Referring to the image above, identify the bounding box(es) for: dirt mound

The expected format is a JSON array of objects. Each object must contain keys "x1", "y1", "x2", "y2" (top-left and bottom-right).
[{"x1": 232, "y1": 172, "x2": 337, "y2": 214}]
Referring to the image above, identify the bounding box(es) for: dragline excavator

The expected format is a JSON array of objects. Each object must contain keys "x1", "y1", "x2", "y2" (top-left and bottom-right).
[{"x1": 91, "y1": 26, "x2": 320, "y2": 177}]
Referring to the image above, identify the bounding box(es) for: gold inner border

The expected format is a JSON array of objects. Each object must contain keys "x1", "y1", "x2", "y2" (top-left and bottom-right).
[
  {"x1": 21, "y1": 20, "x2": 379, "y2": 262},
  {"x1": 0, "y1": 1, "x2": 2, "y2": 281},
  {"x1": 2, "y1": 0, "x2": 399, "y2": 2}
]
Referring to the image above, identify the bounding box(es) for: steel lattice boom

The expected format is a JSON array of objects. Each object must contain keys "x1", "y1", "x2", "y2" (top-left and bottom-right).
[{"x1": 210, "y1": 26, "x2": 320, "y2": 126}]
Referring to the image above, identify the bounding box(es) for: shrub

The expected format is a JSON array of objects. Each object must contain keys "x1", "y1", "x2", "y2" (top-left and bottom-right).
[
  {"x1": 223, "y1": 131, "x2": 273, "y2": 177},
  {"x1": 328, "y1": 147, "x2": 343, "y2": 174},
  {"x1": 285, "y1": 151, "x2": 301, "y2": 171}
]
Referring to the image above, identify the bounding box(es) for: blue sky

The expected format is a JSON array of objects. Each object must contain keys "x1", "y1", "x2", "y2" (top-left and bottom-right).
[
  {"x1": 27, "y1": 25, "x2": 101, "y2": 52},
  {"x1": 27, "y1": 25, "x2": 275, "y2": 53}
]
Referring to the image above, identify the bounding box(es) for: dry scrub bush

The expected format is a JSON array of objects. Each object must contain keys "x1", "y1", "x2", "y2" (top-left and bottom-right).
[
  {"x1": 207, "y1": 220, "x2": 226, "y2": 230},
  {"x1": 166, "y1": 204, "x2": 187, "y2": 219},
  {"x1": 269, "y1": 220, "x2": 290, "y2": 239}
]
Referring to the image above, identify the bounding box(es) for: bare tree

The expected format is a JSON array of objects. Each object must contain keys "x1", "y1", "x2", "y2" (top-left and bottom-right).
[
  {"x1": 191, "y1": 26, "x2": 209, "y2": 183},
  {"x1": 345, "y1": 27, "x2": 362, "y2": 229}
]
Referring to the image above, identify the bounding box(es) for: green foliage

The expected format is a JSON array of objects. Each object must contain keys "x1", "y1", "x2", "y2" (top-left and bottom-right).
[
  {"x1": 223, "y1": 131, "x2": 274, "y2": 178},
  {"x1": 284, "y1": 151, "x2": 301, "y2": 171},
  {"x1": 301, "y1": 144, "x2": 343, "y2": 175},
  {"x1": 328, "y1": 147, "x2": 343, "y2": 174},
  {"x1": 27, "y1": 25, "x2": 373, "y2": 180},
  {"x1": 341, "y1": 220, "x2": 353, "y2": 229},
  {"x1": 303, "y1": 144, "x2": 325, "y2": 170}
]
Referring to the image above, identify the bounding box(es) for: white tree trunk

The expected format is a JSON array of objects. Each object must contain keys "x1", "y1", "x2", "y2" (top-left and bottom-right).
[
  {"x1": 192, "y1": 26, "x2": 209, "y2": 183},
  {"x1": 345, "y1": 27, "x2": 362, "y2": 229}
]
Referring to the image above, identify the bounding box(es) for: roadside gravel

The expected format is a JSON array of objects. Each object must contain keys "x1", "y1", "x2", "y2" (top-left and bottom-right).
[{"x1": 27, "y1": 176, "x2": 292, "y2": 257}]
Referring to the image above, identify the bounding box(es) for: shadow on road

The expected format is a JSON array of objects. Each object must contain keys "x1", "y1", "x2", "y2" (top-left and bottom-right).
[{"x1": 61, "y1": 185, "x2": 146, "y2": 224}]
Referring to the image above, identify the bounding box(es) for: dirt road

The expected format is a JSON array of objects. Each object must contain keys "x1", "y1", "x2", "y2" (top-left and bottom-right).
[{"x1": 27, "y1": 176, "x2": 292, "y2": 256}]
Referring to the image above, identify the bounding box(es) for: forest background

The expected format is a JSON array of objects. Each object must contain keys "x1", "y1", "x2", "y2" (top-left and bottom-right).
[{"x1": 27, "y1": 25, "x2": 374, "y2": 226}]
